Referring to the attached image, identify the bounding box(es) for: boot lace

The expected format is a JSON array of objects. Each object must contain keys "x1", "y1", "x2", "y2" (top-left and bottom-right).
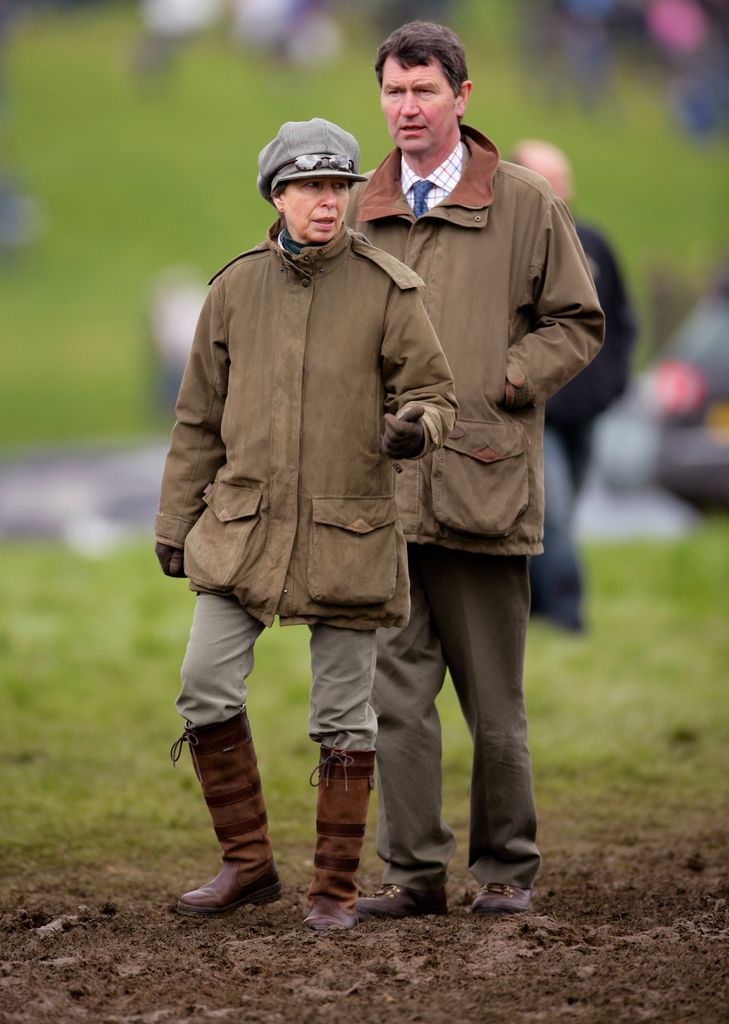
[
  {"x1": 308, "y1": 749, "x2": 354, "y2": 790},
  {"x1": 169, "y1": 725, "x2": 198, "y2": 767}
]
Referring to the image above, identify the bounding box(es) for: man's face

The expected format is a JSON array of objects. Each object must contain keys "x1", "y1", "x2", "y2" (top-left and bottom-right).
[
  {"x1": 380, "y1": 56, "x2": 471, "y2": 170},
  {"x1": 273, "y1": 178, "x2": 349, "y2": 245}
]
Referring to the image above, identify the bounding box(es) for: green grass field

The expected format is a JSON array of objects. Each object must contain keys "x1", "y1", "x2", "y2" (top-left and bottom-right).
[
  {"x1": 2, "y1": 519, "x2": 727, "y2": 877},
  {"x1": 1, "y1": 2, "x2": 728, "y2": 446}
]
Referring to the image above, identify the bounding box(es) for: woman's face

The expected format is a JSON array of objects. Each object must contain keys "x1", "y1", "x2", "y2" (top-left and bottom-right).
[{"x1": 272, "y1": 177, "x2": 350, "y2": 245}]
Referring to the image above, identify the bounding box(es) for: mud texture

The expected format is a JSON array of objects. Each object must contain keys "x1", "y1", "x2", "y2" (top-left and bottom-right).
[{"x1": 2, "y1": 827, "x2": 728, "y2": 1024}]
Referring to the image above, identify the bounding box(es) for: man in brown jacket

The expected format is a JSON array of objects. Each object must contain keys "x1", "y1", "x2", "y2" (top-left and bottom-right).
[
  {"x1": 155, "y1": 118, "x2": 456, "y2": 931},
  {"x1": 347, "y1": 22, "x2": 605, "y2": 919}
]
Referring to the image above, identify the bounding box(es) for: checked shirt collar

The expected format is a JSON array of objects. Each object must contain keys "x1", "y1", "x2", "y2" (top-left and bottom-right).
[{"x1": 401, "y1": 141, "x2": 464, "y2": 215}]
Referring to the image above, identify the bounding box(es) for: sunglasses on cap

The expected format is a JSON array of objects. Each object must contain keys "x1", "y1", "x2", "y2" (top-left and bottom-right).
[{"x1": 292, "y1": 154, "x2": 356, "y2": 172}]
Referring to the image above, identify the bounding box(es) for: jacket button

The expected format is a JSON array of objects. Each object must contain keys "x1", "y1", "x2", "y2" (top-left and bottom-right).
[{"x1": 302, "y1": 279, "x2": 310, "y2": 288}]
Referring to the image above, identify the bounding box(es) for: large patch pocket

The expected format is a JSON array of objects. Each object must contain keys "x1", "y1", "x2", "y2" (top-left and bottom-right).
[
  {"x1": 308, "y1": 496, "x2": 399, "y2": 606},
  {"x1": 184, "y1": 481, "x2": 263, "y2": 590},
  {"x1": 432, "y1": 420, "x2": 529, "y2": 537}
]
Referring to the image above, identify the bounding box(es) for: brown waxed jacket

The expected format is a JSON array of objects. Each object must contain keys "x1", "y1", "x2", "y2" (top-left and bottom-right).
[
  {"x1": 346, "y1": 126, "x2": 605, "y2": 555},
  {"x1": 155, "y1": 226, "x2": 457, "y2": 629}
]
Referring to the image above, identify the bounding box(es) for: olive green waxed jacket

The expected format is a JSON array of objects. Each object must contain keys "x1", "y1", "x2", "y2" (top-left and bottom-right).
[
  {"x1": 155, "y1": 227, "x2": 457, "y2": 629},
  {"x1": 346, "y1": 126, "x2": 605, "y2": 555}
]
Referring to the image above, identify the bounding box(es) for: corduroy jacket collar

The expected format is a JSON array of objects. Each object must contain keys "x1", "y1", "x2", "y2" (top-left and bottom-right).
[{"x1": 355, "y1": 125, "x2": 500, "y2": 223}]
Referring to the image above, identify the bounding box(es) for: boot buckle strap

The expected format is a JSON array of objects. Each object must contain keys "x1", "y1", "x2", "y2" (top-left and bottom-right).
[
  {"x1": 315, "y1": 819, "x2": 366, "y2": 838},
  {"x1": 314, "y1": 853, "x2": 360, "y2": 872}
]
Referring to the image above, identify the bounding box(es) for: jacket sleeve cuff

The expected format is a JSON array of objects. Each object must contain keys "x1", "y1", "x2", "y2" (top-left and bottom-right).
[
  {"x1": 503, "y1": 356, "x2": 536, "y2": 409},
  {"x1": 418, "y1": 408, "x2": 440, "y2": 456},
  {"x1": 154, "y1": 513, "x2": 195, "y2": 547},
  {"x1": 397, "y1": 403, "x2": 438, "y2": 458}
]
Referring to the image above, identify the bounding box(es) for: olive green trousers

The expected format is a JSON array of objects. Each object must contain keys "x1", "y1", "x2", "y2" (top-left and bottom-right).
[{"x1": 373, "y1": 544, "x2": 540, "y2": 891}]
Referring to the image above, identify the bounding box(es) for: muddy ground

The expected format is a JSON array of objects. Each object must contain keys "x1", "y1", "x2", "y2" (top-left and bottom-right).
[{"x1": 2, "y1": 821, "x2": 728, "y2": 1024}]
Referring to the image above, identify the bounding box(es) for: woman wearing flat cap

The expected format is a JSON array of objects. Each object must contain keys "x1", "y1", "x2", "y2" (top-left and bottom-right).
[{"x1": 155, "y1": 118, "x2": 456, "y2": 931}]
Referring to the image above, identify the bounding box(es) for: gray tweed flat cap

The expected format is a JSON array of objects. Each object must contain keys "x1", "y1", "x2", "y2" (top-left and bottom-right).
[{"x1": 257, "y1": 117, "x2": 367, "y2": 204}]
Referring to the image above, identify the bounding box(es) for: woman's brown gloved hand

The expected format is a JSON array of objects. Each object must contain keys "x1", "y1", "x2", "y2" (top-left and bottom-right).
[
  {"x1": 155, "y1": 542, "x2": 187, "y2": 578},
  {"x1": 381, "y1": 404, "x2": 426, "y2": 460}
]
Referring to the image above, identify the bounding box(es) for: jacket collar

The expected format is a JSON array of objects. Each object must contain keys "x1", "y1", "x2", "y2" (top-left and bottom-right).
[
  {"x1": 267, "y1": 223, "x2": 352, "y2": 278},
  {"x1": 355, "y1": 125, "x2": 499, "y2": 225}
]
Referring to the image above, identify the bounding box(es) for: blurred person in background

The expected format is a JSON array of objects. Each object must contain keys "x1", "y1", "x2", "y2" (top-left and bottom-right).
[
  {"x1": 0, "y1": 168, "x2": 42, "y2": 265},
  {"x1": 146, "y1": 265, "x2": 207, "y2": 413},
  {"x1": 346, "y1": 21, "x2": 603, "y2": 921},
  {"x1": 520, "y1": 0, "x2": 616, "y2": 109},
  {"x1": 231, "y1": 0, "x2": 341, "y2": 66},
  {"x1": 646, "y1": 0, "x2": 729, "y2": 139},
  {"x1": 155, "y1": 117, "x2": 456, "y2": 932},
  {"x1": 512, "y1": 139, "x2": 636, "y2": 633},
  {"x1": 556, "y1": 0, "x2": 616, "y2": 109},
  {"x1": 520, "y1": 0, "x2": 729, "y2": 138},
  {"x1": 134, "y1": 0, "x2": 222, "y2": 77}
]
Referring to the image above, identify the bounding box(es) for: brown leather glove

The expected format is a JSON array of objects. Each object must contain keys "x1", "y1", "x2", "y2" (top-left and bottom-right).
[
  {"x1": 155, "y1": 542, "x2": 186, "y2": 578},
  {"x1": 381, "y1": 404, "x2": 426, "y2": 460}
]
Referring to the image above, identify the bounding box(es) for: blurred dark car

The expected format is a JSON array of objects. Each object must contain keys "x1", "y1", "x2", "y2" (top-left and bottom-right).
[{"x1": 594, "y1": 291, "x2": 729, "y2": 508}]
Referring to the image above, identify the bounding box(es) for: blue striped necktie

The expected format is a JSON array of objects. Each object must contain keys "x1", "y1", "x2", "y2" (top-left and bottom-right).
[{"x1": 412, "y1": 179, "x2": 433, "y2": 218}]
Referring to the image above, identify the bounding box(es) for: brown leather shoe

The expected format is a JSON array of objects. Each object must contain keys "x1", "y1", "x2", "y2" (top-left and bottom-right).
[
  {"x1": 177, "y1": 860, "x2": 282, "y2": 916},
  {"x1": 303, "y1": 894, "x2": 359, "y2": 931},
  {"x1": 471, "y1": 882, "x2": 531, "y2": 915},
  {"x1": 356, "y1": 883, "x2": 447, "y2": 920}
]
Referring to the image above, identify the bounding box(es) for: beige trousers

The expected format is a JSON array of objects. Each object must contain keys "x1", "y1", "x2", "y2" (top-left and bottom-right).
[{"x1": 177, "y1": 593, "x2": 378, "y2": 750}]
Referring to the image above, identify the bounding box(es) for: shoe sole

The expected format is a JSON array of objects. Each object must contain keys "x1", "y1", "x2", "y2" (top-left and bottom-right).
[
  {"x1": 356, "y1": 906, "x2": 447, "y2": 921},
  {"x1": 303, "y1": 920, "x2": 354, "y2": 932},
  {"x1": 471, "y1": 904, "x2": 529, "y2": 916},
  {"x1": 176, "y1": 881, "x2": 283, "y2": 917}
]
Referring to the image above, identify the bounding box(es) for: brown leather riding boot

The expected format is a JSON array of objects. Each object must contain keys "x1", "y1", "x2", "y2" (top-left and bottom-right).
[
  {"x1": 170, "y1": 711, "x2": 282, "y2": 916},
  {"x1": 303, "y1": 746, "x2": 375, "y2": 931}
]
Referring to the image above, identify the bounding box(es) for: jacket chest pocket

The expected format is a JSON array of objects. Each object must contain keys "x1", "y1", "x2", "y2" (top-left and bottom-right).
[
  {"x1": 308, "y1": 496, "x2": 399, "y2": 606},
  {"x1": 432, "y1": 420, "x2": 529, "y2": 537},
  {"x1": 185, "y1": 481, "x2": 263, "y2": 590}
]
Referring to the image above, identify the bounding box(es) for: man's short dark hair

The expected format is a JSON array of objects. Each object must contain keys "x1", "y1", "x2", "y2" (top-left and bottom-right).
[{"x1": 374, "y1": 21, "x2": 468, "y2": 97}]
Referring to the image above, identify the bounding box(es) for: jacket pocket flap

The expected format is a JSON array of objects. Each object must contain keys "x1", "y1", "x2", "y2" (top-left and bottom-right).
[
  {"x1": 204, "y1": 482, "x2": 262, "y2": 523},
  {"x1": 312, "y1": 496, "x2": 398, "y2": 534},
  {"x1": 445, "y1": 420, "x2": 526, "y2": 463}
]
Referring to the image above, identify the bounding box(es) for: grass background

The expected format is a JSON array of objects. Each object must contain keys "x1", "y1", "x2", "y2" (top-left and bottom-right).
[{"x1": 1, "y1": 0, "x2": 728, "y2": 446}]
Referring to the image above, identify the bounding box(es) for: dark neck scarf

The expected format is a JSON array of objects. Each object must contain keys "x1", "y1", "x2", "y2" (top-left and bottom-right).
[{"x1": 279, "y1": 227, "x2": 318, "y2": 255}]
